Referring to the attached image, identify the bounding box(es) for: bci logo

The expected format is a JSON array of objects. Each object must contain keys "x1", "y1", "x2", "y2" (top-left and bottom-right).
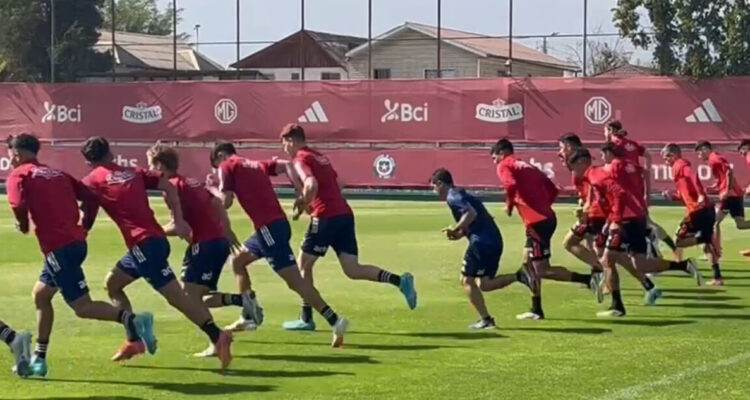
[{"x1": 381, "y1": 100, "x2": 429, "y2": 123}]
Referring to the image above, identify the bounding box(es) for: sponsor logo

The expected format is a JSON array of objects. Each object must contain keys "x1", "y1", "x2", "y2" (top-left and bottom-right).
[
  {"x1": 42, "y1": 102, "x2": 81, "y2": 123},
  {"x1": 161, "y1": 267, "x2": 173, "y2": 277},
  {"x1": 106, "y1": 170, "x2": 137, "y2": 185},
  {"x1": 373, "y1": 154, "x2": 396, "y2": 179},
  {"x1": 201, "y1": 272, "x2": 213, "y2": 282},
  {"x1": 685, "y1": 99, "x2": 722, "y2": 123},
  {"x1": 30, "y1": 166, "x2": 64, "y2": 180},
  {"x1": 313, "y1": 245, "x2": 328, "y2": 254},
  {"x1": 0, "y1": 157, "x2": 11, "y2": 171},
  {"x1": 475, "y1": 99, "x2": 523, "y2": 123},
  {"x1": 584, "y1": 96, "x2": 612, "y2": 124},
  {"x1": 78, "y1": 280, "x2": 88, "y2": 290},
  {"x1": 122, "y1": 102, "x2": 163, "y2": 124},
  {"x1": 381, "y1": 99, "x2": 429, "y2": 123},
  {"x1": 186, "y1": 177, "x2": 203, "y2": 188},
  {"x1": 114, "y1": 155, "x2": 138, "y2": 168},
  {"x1": 215, "y1": 98, "x2": 238, "y2": 124},
  {"x1": 297, "y1": 101, "x2": 328, "y2": 123}
]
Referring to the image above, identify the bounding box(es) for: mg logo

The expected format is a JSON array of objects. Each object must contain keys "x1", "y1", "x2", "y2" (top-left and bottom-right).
[
  {"x1": 584, "y1": 96, "x2": 612, "y2": 125},
  {"x1": 215, "y1": 98, "x2": 237, "y2": 124}
]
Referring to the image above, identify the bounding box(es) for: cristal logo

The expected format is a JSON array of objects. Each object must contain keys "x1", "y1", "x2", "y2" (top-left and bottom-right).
[
  {"x1": 381, "y1": 99, "x2": 429, "y2": 123},
  {"x1": 475, "y1": 99, "x2": 523, "y2": 123},
  {"x1": 122, "y1": 102, "x2": 162, "y2": 124},
  {"x1": 41, "y1": 102, "x2": 81, "y2": 123}
]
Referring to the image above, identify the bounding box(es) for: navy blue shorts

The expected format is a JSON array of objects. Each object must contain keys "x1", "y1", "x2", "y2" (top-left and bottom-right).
[
  {"x1": 117, "y1": 237, "x2": 176, "y2": 290},
  {"x1": 301, "y1": 214, "x2": 358, "y2": 257},
  {"x1": 462, "y1": 241, "x2": 503, "y2": 278},
  {"x1": 39, "y1": 241, "x2": 89, "y2": 303},
  {"x1": 245, "y1": 219, "x2": 296, "y2": 272},
  {"x1": 182, "y1": 238, "x2": 231, "y2": 290}
]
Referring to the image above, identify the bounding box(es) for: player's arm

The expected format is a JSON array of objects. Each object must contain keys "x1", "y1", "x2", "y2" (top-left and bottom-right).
[
  {"x1": 444, "y1": 206, "x2": 476, "y2": 241},
  {"x1": 153, "y1": 174, "x2": 191, "y2": 240},
  {"x1": 608, "y1": 182, "x2": 626, "y2": 229},
  {"x1": 293, "y1": 160, "x2": 317, "y2": 220},
  {"x1": 499, "y1": 166, "x2": 517, "y2": 216},
  {"x1": 210, "y1": 195, "x2": 242, "y2": 252},
  {"x1": 642, "y1": 152, "x2": 652, "y2": 202},
  {"x1": 71, "y1": 175, "x2": 99, "y2": 231},
  {"x1": 207, "y1": 165, "x2": 235, "y2": 209},
  {"x1": 723, "y1": 167, "x2": 734, "y2": 200},
  {"x1": 6, "y1": 174, "x2": 29, "y2": 234},
  {"x1": 268, "y1": 158, "x2": 304, "y2": 195}
]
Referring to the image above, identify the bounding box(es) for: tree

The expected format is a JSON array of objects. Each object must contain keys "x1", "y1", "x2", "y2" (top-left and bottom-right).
[
  {"x1": 0, "y1": 0, "x2": 110, "y2": 82},
  {"x1": 563, "y1": 27, "x2": 633, "y2": 76},
  {"x1": 101, "y1": 0, "x2": 187, "y2": 40}
]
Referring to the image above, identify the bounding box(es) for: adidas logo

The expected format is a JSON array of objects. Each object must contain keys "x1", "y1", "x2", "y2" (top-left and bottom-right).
[
  {"x1": 297, "y1": 101, "x2": 329, "y2": 123},
  {"x1": 685, "y1": 99, "x2": 722, "y2": 123}
]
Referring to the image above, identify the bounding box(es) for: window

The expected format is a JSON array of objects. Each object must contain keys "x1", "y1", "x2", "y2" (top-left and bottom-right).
[
  {"x1": 374, "y1": 68, "x2": 391, "y2": 79},
  {"x1": 321, "y1": 72, "x2": 341, "y2": 80},
  {"x1": 424, "y1": 69, "x2": 457, "y2": 79},
  {"x1": 291, "y1": 72, "x2": 300, "y2": 81}
]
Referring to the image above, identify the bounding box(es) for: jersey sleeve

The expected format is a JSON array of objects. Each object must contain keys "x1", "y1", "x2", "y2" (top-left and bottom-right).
[
  {"x1": 447, "y1": 191, "x2": 471, "y2": 214},
  {"x1": 140, "y1": 169, "x2": 163, "y2": 190},
  {"x1": 295, "y1": 155, "x2": 315, "y2": 179},
  {"x1": 68, "y1": 174, "x2": 100, "y2": 230},
  {"x1": 6, "y1": 171, "x2": 25, "y2": 209},
  {"x1": 218, "y1": 163, "x2": 235, "y2": 192},
  {"x1": 497, "y1": 163, "x2": 517, "y2": 208},
  {"x1": 682, "y1": 164, "x2": 703, "y2": 196},
  {"x1": 637, "y1": 142, "x2": 646, "y2": 156},
  {"x1": 260, "y1": 159, "x2": 279, "y2": 177}
]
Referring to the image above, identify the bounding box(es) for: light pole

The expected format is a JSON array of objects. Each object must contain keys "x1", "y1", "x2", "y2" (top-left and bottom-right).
[
  {"x1": 507, "y1": 0, "x2": 513, "y2": 76},
  {"x1": 583, "y1": 0, "x2": 588, "y2": 76},
  {"x1": 50, "y1": 0, "x2": 56, "y2": 82},
  {"x1": 194, "y1": 24, "x2": 201, "y2": 51}
]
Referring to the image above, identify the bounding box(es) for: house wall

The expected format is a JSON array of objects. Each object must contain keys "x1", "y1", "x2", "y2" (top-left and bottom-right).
[
  {"x1": 478, "y1": 58, "x2": 567, "y2": 77},
  {"x1": 252, "y1": 67, "x2": 349, "y2": 81}
]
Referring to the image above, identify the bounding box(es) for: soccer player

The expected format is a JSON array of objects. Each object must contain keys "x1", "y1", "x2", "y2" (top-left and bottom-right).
[
  {"x1": 145, "y1": 144, "x2": 256, "y2": 357},
  {"x1": 208, "y1": 141, "x2": 350, "y2": 347},
  {"x1": 430, "y1": 168, "x2": 531, "y2": 329},
  {"x1": 0, "y1": 320, "x2": 31, "y2": 377},
  {"x1": 738, "y1": 140, "x2": 750, "y2": 257},
  {"x1": 661, "y1": 144, "x2": 722, "y2": 285},
  {"x1": 491, "y1": 138, "x2": 594, "y2": 320},
  {"x1": 696, "y1": 141, "x2": 750, "y2": 271},
  {"x1": 5, "y1": 134, "x2": 155, "y2": 376},
  {"x1": 604, "y1": 120, "x2": 677, "y2": 254},
  {"x1": 79, "y1": 137, "x2": 232, "y2": 370},
  {"x1": 278, "y1": 124, "x2": 417, "y2": 330}
]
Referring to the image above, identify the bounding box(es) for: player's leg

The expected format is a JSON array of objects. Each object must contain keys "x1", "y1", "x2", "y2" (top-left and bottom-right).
[
  {"x1": 1, "y1": 319, "x2": 31, "y2": 378},
  {"x1": 461, "y1": 277, "x2": 495, "y2": 330},
  {"x1": 598, "y1": 247, "x2": 626, "y2": 317},
  {"x1": 564, "y1": 223, "x2": 603, "y2": 273},
  {"x1": 105, "y1": 255, "x2": 141, "y2": 312},
  {"x1": 727, "y1": 198, "x2": 750, "y2": 229},
  {"x1": 647, "y1": 215, "x2": 678, "y2": 253},
  {"x1": 30, "y1": 280, "x2": 55, "y2": 377},
  {"x1": 529, "y1": 219, "x2": 593, "y2": 289}
]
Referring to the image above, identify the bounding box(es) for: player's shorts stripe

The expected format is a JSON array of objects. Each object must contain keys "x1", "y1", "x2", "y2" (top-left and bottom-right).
[
  {"x1": 46, "y1": 252, "x2": 61, "y2": 272},
  {"x1": 260, "y1": 226, "x2": 275, "y2": 246},
  {"x1": 133, "y1": 246, "x2": 147, "y2": 263}
]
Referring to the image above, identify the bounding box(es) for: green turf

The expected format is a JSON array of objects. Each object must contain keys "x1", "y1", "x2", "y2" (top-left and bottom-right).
[{"x1": 1, "y1": 198, "x2": 750, "y2": 400}]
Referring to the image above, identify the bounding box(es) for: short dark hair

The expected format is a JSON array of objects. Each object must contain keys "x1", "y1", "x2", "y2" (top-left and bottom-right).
[
  {"x1": 568, "y1": 148, "x2": 592, "y2": 165},
  {"x1": 211, "y1": 141, "x2": 236, "y2": 167},
  {"x1": 148, "y1": 145, "x2": 179, "y2": 172},
  {"x1": 429, "y1": 168, "x2": 454, "y2": 186},
  {"x1": 607, "y1": 120, "x2": 623, "y2": 132},
  {"x1": 7, "y1": 133, "x2": 41, "y2": 155},
  {"x1": 81, "y1": 136, "x2": 110, "y2": 163},
  {"x1": 490, "y1": 138, "x2": 514, "y2": 155},
  {"x1": 695, "y1": 140, "x2": 712, "y2": 151},
  {"x1": 662, "y1": 143, "x2": 681, "y2": 156},
  {"x1": 559, "y1": 133, "x2": 582, "y2": 148},
  {"x1": 738, "y1": 139, "x2": 750, "y2": 151},
  {"x1": 600, "y1": 142, "x2": 621, "y2": 156},
  {"x1": 280, "y1": 123, "x2": 306, "y2": 142}
]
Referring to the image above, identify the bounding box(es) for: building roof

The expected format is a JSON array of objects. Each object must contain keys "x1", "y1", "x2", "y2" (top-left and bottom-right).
[
  {"x1": 231, "y1": 30, "x2": 366, "y2": 69},
  {"x1": 346, "y1": 22, "x2": 578, "y2": 71},
  {"x1": 593, "y1": 63, "x2": 659, "y2": 77},
  {"x1": 95, "y1": 31, "x2": 223, "y2": 72}
]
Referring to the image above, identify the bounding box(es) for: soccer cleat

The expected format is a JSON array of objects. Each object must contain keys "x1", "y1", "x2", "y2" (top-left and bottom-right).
[
  {"x1": 111, "y1": 340, "x2": 146, "y2": 362},
  {"x1": 596, "y1": 308, "x2": 625, "y2": 318},
  {"x1": 28, "y1": 355, "x2": 47, "y2": 377},
  {"x1": 282, "y1": 318, "x2": 316, "y2": 331},
  {"x1": 241, "y1": 293, "x2": 264, "y2": 327},
  {"x1": 225, "y1": 317, "x2": 258, "y2": 332},
  {"x1": 516, "y1": 311, "x2": 544, "y2": 320},
  {"x1": 398, "y1": 273, "x2": 417, "y2": 310},
  {"x1": 193, "y1": 342, "x2": 217, "y2": 358},
  {"x1": 590, "y1": 273, "x2": 604, "y2": 304},
  {"x1": 707, "y1": 278, "x2": 725, "y2": 286},
  {"x1": 516, "y1": 267, "x2": 534, "y2": 291},
  {"x1": 331, "y1": 317, "x2": 349, "y2": 348},
  {"x1": 685, "y1": 258, "x2": 703, "y2": 286},
  {"x1": 133, "y1": 312, "x2": 157, "y2": 355},
  {"x1": 740, "y1": 249, "x2": 750, "y2": 257},
  {"x1": 215, "y1": 331, "x2": 233, "y2": 371},
  {"x1": 644, "y1": 287, "x2": 663, "y2": 306},
  {"x1": 9, "y1": 331, "x2": 31, "y2": 378},
  {"x1": 468, "y1": 318, "x2": 496, "y2": 330}
]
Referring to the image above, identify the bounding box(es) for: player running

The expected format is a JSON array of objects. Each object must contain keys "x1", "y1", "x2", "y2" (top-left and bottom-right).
[
  {"x1": 430, "y1": 168, "x2": 531, "y2": 329},
  {"x1": 79, "y1": 137, "x2": 232, "y2": 370},
  {"x1": 145, "y1": 144, "x2": 256, "y2": 356},
  {"x1": 738, "y1": 140, "x2": 750, "y2": 257},
  {"x1": 5, "y1": 134, "x2": 155, "y2": 376},
  {"x1": 661, "y1": 144, "x2": 722, "y2": 285},
  {"x1": 695, "y1": 141, "x2": 750, "y2": 270},
  {"x1": 491, "y1": 138, "x2": 595, "y2": 320},
  {"x1": 278, "y1": 124, "x2": 417, "y2": 330},
  {"x1": 208, "y1": 141, "x2": 350, "y2": 347},
  {"x1": 1, "y1": 320, "x2": 31, "y2": 378}
]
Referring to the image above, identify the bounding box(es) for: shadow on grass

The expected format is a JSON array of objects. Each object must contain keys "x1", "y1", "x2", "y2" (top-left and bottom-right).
[
  {"x1": 713, "y1": 268, "x2": 750, "y2": 274},
  {"x1": 571, "y1": 319, "x2": 696, "y2": 327},
  {"x1": 502, "y1": 327, "x2": 612, "y2": 335},
  {"x1": 662, "y1": 295, "x2": 741, "y2": 302},
  {"x1": 351, "y1": 331, "x2": 507, "y2": 340},
  {"x1": 239, "y1": 354, "x2": 379, "y2": 364},
  {"x1": 41, "y1": 379, "x2": 273, "y2": 395},
  {"x1": 5, "y1": 398, "x2": 145, "y2": 400},
  {"x1": 683, "y1": 314, "x2": 750, "y2": 321},
  {"x1": 662, "y1": 288, "x2": 726, "y2": 294},
  {"x1": 244, "y1": 339, "x2": 458, "y2": 351},
  {"x1": 123, "y1": 365, "x2": 353, "y2": 378},
  {"x1": 656, "y1": 303, "x2": 745, "y2": 310}
]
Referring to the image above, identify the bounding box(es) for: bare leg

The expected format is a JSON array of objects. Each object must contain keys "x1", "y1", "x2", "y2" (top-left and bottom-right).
[
  {"x1": 105, "y1": 268, "x2": 135, "y2": 312},
  {"x1": 462, "y1": 276, "x2": 489, "y2": 319},
  {"x1": 563, "y1": 231, "x2": 602, "y2": 272},
  {"x1": 32, "y1": 283, "x2": 56, "y2": 346},
  {"x1": 477, "y1": 274, "x2": 518, "y2": 291}
]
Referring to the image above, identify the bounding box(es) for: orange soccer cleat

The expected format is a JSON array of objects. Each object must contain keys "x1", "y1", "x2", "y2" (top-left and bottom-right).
[
  {"x1": 111, "y1": 340, "x2": 146, "y2": 362},
  {"x1": 215, "y1": 331, "x2": 233, "y2": 371}
]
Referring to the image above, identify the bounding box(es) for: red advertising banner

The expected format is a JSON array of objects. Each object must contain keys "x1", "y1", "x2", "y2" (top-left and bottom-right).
[
  {"x1": 1, "y1": 77, "x2": 749, "y2": 144},
  {"x1": 2, "y1": 145, "x2": 748, "y2": 194}
]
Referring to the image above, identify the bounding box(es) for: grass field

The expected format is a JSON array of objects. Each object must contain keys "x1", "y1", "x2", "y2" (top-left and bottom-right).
[{"x1": 1, "y1": 198, "x2": 750, "y2": 400}]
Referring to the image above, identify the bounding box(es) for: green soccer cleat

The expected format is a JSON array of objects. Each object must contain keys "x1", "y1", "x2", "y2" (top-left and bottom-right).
[
  {"x1": 644, "y1": 287, "x2": 662, "y2": 306},
  {"x1": 282, "y1": 319, "x2": 316, "y2": 331},
  {"x1": 28, "y1": 355, "x2": 47, "y2": 378},
  {"x1": 399, "y1": 273, "x2": 417, "y2": 310},
  {"x1": 134, "y1": 312, "x2": 157, "y2": 355}
]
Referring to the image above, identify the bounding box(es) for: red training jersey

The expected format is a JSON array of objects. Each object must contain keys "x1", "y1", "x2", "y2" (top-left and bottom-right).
[
  {"x1": 496, "y1": 155, "x2": 557, "y2": 226},
  {"x1": 606, "y1": 158, "x2": 647, "y2": 210},
  {"x1": 218, "y1": 155, "x2": 286, "y2": 229},
  {"x1": 708, "y1": 152, "x2": 743, "y2": 198},
  {"x1": 6, "y1": 161, "x2": 93, "y2": 254},
  {"x1": 170, "y1": 174, "x2": 225, "y2": 244},
  {"x1": 294, "y1": 147, "x2": 352, "y2": 218},
  {"x1": 670, "y1": 158, "x2": 711, "y2": 215},
  {"x1": 586, "y1": 165, "x2": 641, "y2": 223},
  {"x1": 83, "y1": 164, "x2": 165, "y2": 248},
  {"x1": 611, "y1": 135, "x2": 646, "y2": 165},
  {"x1": 577, "y1": 166, "x2": 607, "y2": 219}
]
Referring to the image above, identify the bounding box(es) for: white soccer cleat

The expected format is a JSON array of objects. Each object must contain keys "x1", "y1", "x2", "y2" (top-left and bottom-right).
[
  {"x1": 515, "y1": 312, "x2": 543, "y2": 321},
  {"x1": 685, "y1": 258, "x2": 703, "y2": 286},
  {"x1": 331, "y1": 317, "x2": 349, "y2": 348},
  {"x1": 9, "y1": 331, "x2": 31, "y2": 378},
  {"x1": 193, "y1": 342, "x2": 217, "y2": 358},
  {"x1": 225, "y1": 317, "x2": 258, "y2": 332},
  {"x1": 241, "y1": 292, "x2": 264, "y2": 327},
  {"x1": 596, "y1": 309, "x2": 625, "y2": 318}
]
